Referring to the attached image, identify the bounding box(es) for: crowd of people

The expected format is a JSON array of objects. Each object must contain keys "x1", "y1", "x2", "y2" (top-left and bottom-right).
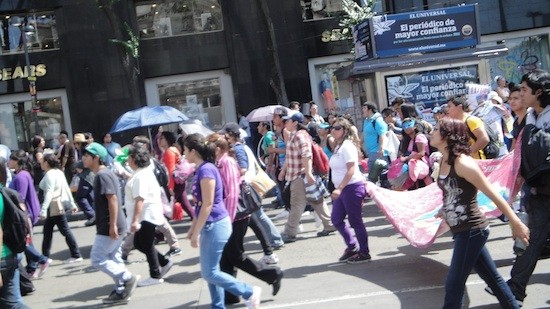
[{"x1": 0, "y1": 70, "x2": 548, "y2": 308}]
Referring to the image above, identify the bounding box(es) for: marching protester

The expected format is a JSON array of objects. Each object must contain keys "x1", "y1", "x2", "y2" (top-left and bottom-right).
[
  {"x1": 207, "y1": 134, "x2": 283, "y2": 305},
  {"x1": 278, "y1": 112, "x2": 334, "y2": 242},
  {"x1": 39, "y1": 153, "x2": 83, "y2": 264},
  {"x1": 431, "y1": 117, "x2": 529, "y2": 309},
  {"x1": 183, "y1": 133, "x2": 261, "y2": 309},
  {"x1": 506, "y1": 70, "x2": 550, "y2": 306},
  {"x1": 7, "y1": 151, "x2": 51, "y2": 280},
  {"x1": 329, "y1": 117, "x2": 371, "y2": 264},
  {"x1": 82, "y1": 142, "x2": 140, "y2": 304}
]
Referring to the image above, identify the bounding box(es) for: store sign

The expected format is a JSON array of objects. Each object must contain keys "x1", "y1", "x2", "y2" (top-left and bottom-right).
[
  {"x1": 385, "y1": 65, "x2": 479, "y2": 120},
  {"x1": 353, "y1": 20, "x2": 373, "y2": 61},
  {"x1": 0, "y1": 64, "x2": 47, "y2": 81},
  {"x1": 373, "y1": 4, "x2": 479, "y2": 58}
]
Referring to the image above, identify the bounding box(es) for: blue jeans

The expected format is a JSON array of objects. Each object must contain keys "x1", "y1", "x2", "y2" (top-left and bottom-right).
[
  {"x1": 90, "y1": 235, "x2": 131, "y2": 293},
  {"x1": 508, "y1": 191, "x2": 550, "y2": 301},
  {"x1": 252, "y1": 208, "x2": 284, "y2": 247},
  {"x1": 199, "y1": 217, "x2": 253, "y2": 308},
  {"x1": 0, "y1": 253, "x2": 27, "y2": 308},
  {"x1": 24, "y1": 242, "x2": 48, "y2": 273},
  {"x1": 444, "y1": 227, "x2": 519, "y2": 309},
  {"x1": 331, "y1": 182, "x2": 369, "y2": 254}
]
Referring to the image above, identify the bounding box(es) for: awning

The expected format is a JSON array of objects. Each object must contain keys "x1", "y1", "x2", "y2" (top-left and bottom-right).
[{"x1": 335, "y1": 45, "x2": 508, "y2": 80}]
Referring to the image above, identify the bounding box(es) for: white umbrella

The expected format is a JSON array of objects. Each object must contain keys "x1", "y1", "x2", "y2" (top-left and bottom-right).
[
  {"x1": 179, "y1": 119, "x2": 214, "y2": 137},
  {"x1": 246, "y1": 105, "x2": 290, "y2": 122}
]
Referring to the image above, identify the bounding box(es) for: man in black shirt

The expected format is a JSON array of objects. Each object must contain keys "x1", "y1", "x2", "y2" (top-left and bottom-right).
[{"x1": 82, "y1": 142, "x2": 139, "y2": 305}]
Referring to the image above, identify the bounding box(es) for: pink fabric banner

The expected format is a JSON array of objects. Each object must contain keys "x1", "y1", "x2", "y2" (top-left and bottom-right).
[{"x1": 365, "y1": 152, "x2": 522, "y2": 248}]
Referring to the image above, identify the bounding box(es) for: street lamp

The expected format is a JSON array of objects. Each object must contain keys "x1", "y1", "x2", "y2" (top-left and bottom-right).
[{"x1": 12, "y1": 17, "x2": 39, "y2": 135}]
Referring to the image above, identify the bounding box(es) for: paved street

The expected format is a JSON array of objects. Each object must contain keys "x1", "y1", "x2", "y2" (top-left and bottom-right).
[{"x1": 23, "y1": 199, "x2": 550, "y2": 309}]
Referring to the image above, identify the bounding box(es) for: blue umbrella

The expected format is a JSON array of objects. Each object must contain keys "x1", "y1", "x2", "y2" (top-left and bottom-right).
[{"x1": 110, "y1": 105, "x2": 189, "y2": 133}]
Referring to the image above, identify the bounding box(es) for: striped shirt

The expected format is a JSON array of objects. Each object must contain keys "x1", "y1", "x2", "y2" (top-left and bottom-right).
[
  {"x1": 285, "y1": 129, "x2": 312, "y2": 181},
  {"x1": 217, "y1": 153, "x2": 241, "y2": 222}
]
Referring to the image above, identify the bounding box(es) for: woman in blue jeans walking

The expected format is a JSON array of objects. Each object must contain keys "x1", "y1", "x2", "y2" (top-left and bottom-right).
[
  {"x1": 183, "y1": 133, "x2": 261, "y2": 309},
  {"x1": 329, "y1": 117, "x2": 371, "y2": 264},
  {"x1": 431, "y1": 117, "x2": 530, "y2": 309}
]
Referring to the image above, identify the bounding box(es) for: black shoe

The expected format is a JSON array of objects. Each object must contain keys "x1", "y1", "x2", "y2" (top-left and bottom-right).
[
  {"x1": 272, "y1": 270, "x2": 283, "y2": 296},
  {"x1": 281, "y1": 233, "x2": 296, "y2": 243},
  {"x1": 84, "y1": 217, "x2": 96, "y2": 226},
  {"x1": 165, "y1": 247, "x2": 182, "y2": 257},
  {"x1": 317, "y1": 229, "x2": 336, "y2": 237},
  {"x1": 339, "y1": 248, "x2": 358, "y2": 262},
  {"x1": 102, "y1": 290, "x2": 130, "y2": 305}
]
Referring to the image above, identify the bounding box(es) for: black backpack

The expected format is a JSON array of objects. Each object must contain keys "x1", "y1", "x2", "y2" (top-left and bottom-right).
[
  {"x1": 466, "y1": 115, "x2": 500, "y2": 159},
  {"x1": 152, "y1": 158, "x2": 171, "y2": 197},
  {"x1": 1, "y1": 187, "x2": 31, "y2": 253}
]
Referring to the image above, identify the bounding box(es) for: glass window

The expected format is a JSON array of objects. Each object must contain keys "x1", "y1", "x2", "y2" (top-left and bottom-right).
[
  {"x1": 0, "y1": 97, "x2": 65, "y2": 151},
  {"x1": 136, "y1": 0, "x2": 223, "y2": 39},
  {"x1": 301, "y1": 0, "x2": 384, "y2": 22},
  {"x1": 158, "y1": 78, "x2": 224, "y2": 130},
  {"x1": 0, "y1": 12, "x2": 59, "y2": 55}
]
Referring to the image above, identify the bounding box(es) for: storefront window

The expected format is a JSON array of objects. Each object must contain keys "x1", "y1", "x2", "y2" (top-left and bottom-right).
[
  {"x1": 0, "y1": 12, "x2": 58, "y2": 55},
  {"x1": 136, "y1": 0, "x2": 223, "y2": 39},
  {"x1": 0, "y1": 97, "x2": 64, "y2": 151},
  {"x1": 158, "y1": 78, "x2": 223, "y2": 130},
  {"x1": 301, "y1": 0, "x2": 383, "y2": 22}
]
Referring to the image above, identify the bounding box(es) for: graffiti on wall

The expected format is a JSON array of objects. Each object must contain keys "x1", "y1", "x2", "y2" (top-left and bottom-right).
[{"x1": 488, "y1": 35, "x2": 548, "y2": 85}]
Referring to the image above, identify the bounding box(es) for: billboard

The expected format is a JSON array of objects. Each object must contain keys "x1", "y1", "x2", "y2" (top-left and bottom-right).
[
  {"x1": 353, "y1": 19, "x2": 373, "y2": 62},
  {"x1": 385, "y1": 65, "x2": 479, "y2": 123},
  {"x1": 372, "y1": 4, "x2": 479, "y2": 58}
]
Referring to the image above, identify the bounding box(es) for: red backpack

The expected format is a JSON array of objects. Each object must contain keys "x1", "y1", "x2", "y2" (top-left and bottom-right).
[{"x1": 311, "y1": 142, "x2": 330, "y2": 176}]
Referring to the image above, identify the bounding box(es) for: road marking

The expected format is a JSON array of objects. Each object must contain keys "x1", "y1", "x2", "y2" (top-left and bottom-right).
[{"x1": 263, "y1": 280, "x2": 486, "y2": 308}]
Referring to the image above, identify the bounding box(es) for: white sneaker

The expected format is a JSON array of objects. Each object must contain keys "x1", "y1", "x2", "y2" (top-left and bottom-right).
[
  {"x1": 301, "y1": 211, "x2": 310, "y2": 217},
  {"x1": 273, "y1": 210, "x2": 289, "y2": 221},
  {"x1": 137, "y1": 277, "x2": 164, "y2": 287},
  {"x1": 298, "y1": 224, "x2": 303, "y2": 232},
  {"x1": 244, "y1": 286, "x2": 262, "y2": 309},
  {"x1": 160, "y1": 260, "x2": 174, "y2": 278},
  {"x1": 63, "y1": 257, "x2": 83, "y2": 264},
  {"x1": 260, "y1": 253, "x2": 279, "y2": 265}
]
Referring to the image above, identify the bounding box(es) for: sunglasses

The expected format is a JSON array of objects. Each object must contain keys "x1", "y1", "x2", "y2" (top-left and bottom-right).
[{"x1": 331, "y1": 125, "x2": 343, "y2": 131}]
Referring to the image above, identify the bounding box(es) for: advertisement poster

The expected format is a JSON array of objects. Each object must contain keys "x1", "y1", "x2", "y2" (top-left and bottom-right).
[
  {"x1": 385, "y1": 65, "x2": 479, "y2": 122},
  {"x1": 372, "y1": 4, "x2": 479, "y2": 58},
  {"x1": 353, "y1": 19, "x2": 373, "y2": 62},
  {"x1": 315, "y1": 62, "x2": 352, "y2": 113}
]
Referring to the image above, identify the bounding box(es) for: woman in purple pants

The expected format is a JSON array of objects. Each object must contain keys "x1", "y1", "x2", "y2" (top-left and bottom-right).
[{"x1": 329, "y1": 117, "x2": 371, "y2": 264}]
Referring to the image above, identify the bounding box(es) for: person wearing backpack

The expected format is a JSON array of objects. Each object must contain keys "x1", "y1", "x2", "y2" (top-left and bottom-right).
[
  {"x1": 361, "y1": 102, "x2": 390, "y2": 183},
  {"x1": 447, "y1": 95, "x2": 490, "y2": 159},
  {"x1": 8, "y1": 151, "x2": 51, "y2": 281},
  {"x1": 278, "y1": 112, "x2": 335, "y2": 243},
  {"x1": 0, "y1": 158, "x2": 29, "y2": 308}
]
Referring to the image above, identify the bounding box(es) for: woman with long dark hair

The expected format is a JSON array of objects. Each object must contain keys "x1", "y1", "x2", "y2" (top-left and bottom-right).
[
  {"x1": 208, "y1": 133, "x2": 283, "y2": 305},
  {"x1": 8, "y1": 150, "x2": 51, "y2": 279},
  {"x1": 39, "y1": 153, "x2": 82, "y2": 264},
  {"x1": 397, "y1": 118, "x2": 433, "y2": 189},
  {"x1": 431, "y1": 118, "x2": 529, "y2": 308},
  {"x1": 184, "y1": 133, "x2": 261, "y2": 309}
]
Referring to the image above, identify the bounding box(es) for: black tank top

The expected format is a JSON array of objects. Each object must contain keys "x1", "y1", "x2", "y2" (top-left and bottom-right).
[{"x1": 437, "y1": 164, "x2": 488, "y2": 234}]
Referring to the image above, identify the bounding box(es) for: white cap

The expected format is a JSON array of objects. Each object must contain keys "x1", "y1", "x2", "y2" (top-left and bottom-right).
[{"x1": 487, "y1": 91, "x2": 503, "y2": 104}]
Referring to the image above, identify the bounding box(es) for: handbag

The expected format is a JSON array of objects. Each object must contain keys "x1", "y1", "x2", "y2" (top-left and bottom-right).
[
  {"x1": 235, "y1": 182, "x2": 262, "y2": 220},
  {"x1": 250, "y1": 161, "x2": 276, "y2": 198},
  {"x1": 304, "y1": 175, "x2": 328, "y2": 203},
  {"x1": 49, "y1": 198, "x2": 65, "y2": 216}
]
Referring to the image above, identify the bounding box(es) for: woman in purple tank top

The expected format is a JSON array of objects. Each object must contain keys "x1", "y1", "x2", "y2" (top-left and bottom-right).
[{"x1": 431, "y1": 118, "x2": 529, "y2": 309}]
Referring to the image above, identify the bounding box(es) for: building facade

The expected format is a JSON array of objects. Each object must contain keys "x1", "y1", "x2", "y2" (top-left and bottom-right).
[{"x1": 0, "y1": 0, "x2": 548, "y2": 151}]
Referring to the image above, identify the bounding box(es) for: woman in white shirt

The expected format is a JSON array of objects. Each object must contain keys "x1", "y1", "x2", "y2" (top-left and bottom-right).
[
  {"x1": 329, "y1": 118, "x2": 371, "y2": 264},
  {"x1": 39, "y1": 153, "x2": 82, "y2": 264},
  {"x1": 125, "y1": 144, "x2": 173, "y2": 287}
]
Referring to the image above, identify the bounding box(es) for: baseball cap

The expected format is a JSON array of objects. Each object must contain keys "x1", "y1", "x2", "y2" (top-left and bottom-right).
[
  {"x1": 220, "y1": 122, "x2": 241, "y2": 136},
  {"x1": 318, "y1": 123, "x2": 330, "y2": 129},
  {"x1": 487, "y1": 91, "x2": 503, "y2": 104},
  {"x1": 282, "y1": 112, "x2": 305, "y2": 124},
  {"x1": 272, "y1": 107, "x2": 289, "y2": 117},
  {"x1": 84, "y1": 142, "x2": 108, "y2": 161}
]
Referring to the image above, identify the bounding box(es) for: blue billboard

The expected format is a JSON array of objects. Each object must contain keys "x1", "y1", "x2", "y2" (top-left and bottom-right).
[
  {"x1": 353, "y1": 20, "x2": 373, "y2": 62},
  {"x1": 372, "y1": 4, "x2": 479, "y2": 58},
  {"x1": 385, "y1": 65, "x2": 479, "y2": 123}
]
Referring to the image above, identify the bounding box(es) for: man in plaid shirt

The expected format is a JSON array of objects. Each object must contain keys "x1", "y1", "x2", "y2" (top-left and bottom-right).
[{"x1": 278, "y1": 112, "x2": 334, "y2": 242}]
